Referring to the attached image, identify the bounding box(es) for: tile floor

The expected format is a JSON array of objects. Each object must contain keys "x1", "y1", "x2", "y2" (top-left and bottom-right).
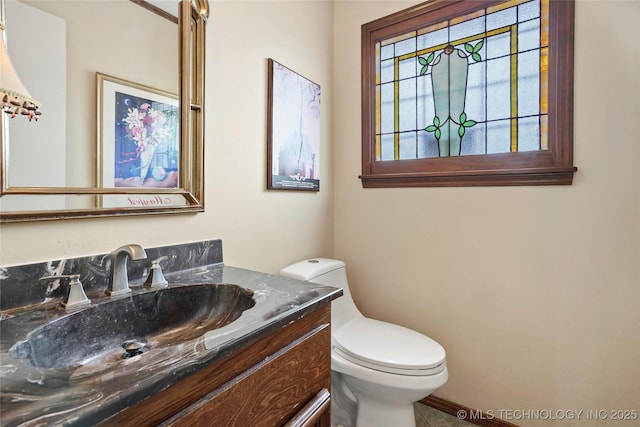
[{"x1": 415, "y1": 403, "x2": 474, "y2": 427}]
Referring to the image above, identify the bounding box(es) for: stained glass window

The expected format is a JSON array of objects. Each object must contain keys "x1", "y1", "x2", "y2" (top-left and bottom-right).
[
  {"x1": 361, "y1": 0, "x2": 576, "y2": 187},
  {"x1": 375, "y1": 0, "x2": 547, "y2": 161}
]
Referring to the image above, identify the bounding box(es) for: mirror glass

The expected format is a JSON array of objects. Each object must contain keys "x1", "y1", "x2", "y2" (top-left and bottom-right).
[{"x1": 0, "y1": 0, "x2": 206, "y2": 221}]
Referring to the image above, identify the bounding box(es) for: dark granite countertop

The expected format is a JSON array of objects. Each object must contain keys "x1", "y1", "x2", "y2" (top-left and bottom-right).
[{"x1": 0, "y1": 263, "x2": 342, "y2": 426}]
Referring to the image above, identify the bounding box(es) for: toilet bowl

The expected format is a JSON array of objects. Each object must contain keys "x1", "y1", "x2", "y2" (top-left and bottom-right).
[{"x1": 279, "y1": 258, "x2": 447, "y2": 427}]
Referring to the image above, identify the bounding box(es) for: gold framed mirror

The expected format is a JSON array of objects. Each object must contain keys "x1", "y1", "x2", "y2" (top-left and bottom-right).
[{"x1": 0, "y1": 0, "x2": 208, "y2": 222}]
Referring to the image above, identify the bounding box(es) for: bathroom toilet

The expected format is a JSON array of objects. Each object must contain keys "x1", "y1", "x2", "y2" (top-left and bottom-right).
[{"x1": 279, "y1": 258, "x2": 447, "y2": 427}]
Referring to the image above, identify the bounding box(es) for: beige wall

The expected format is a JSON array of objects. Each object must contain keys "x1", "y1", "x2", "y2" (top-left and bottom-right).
[
  {"x1": 205, "y1": 0, "x2": 335, "y2": 271},
  {"x1": 333, "y1": 1, "x2": 640, "y2": 425},
  {"x1": 0, "y1": 0, "x2": 335, "y2": 273},
  {"x1": 1, "y1": 1, "x2": 638, "y2": 425}
]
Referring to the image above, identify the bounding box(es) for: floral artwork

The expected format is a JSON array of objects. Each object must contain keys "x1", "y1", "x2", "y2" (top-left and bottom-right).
[
  {"x1": 114, "y1": 92, "x2": 179, "y2": 187},
  {"x1": 98, "y1": 73, "x2": 179, "y2": 190}
]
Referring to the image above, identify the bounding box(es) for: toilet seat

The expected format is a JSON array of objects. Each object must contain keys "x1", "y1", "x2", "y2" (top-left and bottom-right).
[{"x1": 332, "y1": 318, "x2": 446, "y2": 376}]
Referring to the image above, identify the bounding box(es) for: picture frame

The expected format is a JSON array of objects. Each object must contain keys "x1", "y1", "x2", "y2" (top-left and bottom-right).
[
  {"x1": 97, "y1": 72, "x2": 180, "y2": 190},
  {"x1": 267, "y1": 59, "x2": 321, "y2": 191}
]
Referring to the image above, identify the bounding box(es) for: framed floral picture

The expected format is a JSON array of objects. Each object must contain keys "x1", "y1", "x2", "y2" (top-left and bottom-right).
[
  {"x1": 267, "y1": 59, "x2": 321, "y2": 191},
  {"x1": 97, "y1": 72, "x2": 180, "y2": 189}
]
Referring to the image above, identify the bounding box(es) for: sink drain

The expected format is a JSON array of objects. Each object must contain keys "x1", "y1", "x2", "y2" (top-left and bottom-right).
[{"x1": 121, "y1": 339, "x2": 148, "y2": 359}]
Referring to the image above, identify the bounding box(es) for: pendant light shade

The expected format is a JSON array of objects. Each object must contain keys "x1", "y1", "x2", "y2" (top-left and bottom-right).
[
  {"x1": 0, "y1": 38, "x2": 40, "y2": 121},
  {"x1": 1, "y1": 0, "x2": 40, "y2": 121}
]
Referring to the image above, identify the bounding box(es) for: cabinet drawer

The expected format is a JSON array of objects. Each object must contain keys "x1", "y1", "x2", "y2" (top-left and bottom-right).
[{"x1": 164, "y1": 323, "x2": 331, "y2": 426}]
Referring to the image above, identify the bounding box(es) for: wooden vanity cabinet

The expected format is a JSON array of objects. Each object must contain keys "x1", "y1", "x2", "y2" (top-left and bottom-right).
[{"x1": 104, "y1": 304, "x2": 332, "y2": 427}]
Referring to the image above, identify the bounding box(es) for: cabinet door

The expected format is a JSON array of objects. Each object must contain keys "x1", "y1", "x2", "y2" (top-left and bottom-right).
[{"x1": 165, "y1": 323, "x2": 331, "y2": 426}]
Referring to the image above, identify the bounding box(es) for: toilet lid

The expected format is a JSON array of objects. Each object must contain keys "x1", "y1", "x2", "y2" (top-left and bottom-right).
[{"x1": 333, "y1": 318, "x2": 446, "y2": 376}]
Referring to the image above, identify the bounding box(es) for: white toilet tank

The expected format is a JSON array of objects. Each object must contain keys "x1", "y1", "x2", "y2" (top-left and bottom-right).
[{"x1": 278, "y1": 258, "x2": 363, "y2": 329}]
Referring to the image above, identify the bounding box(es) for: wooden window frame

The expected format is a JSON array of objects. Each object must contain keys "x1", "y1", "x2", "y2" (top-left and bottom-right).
[{"x1": 360, "y1": 0, "x2": 576, "y2": 188}]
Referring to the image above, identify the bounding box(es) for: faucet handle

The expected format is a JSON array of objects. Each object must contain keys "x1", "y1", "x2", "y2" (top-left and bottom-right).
[
  {"x1": 144, "y1": 256, "x2": 169, "y2": 289},
  {"x1": 39, "y1": 274, "x2": 91, "y2": 310},
  {"x1": 39, "y1": 274, "x2": 79, "y2": 284}
]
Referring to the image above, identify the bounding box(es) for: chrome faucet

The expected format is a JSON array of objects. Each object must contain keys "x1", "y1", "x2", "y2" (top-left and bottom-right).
[{"x1": 106, "y1": 244, "x2": 147, "y2": 296}]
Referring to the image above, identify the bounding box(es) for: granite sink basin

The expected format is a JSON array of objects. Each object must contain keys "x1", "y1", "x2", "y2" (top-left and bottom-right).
[{"x1": 8, "y1": 283, "x2": 255, "y2": 369}]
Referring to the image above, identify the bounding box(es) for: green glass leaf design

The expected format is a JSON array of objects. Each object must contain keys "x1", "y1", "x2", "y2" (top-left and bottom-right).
[
  {"x1": 464, "y1": 43, "x2": 474, "y2": 53},
  {"x1": 426, "y1": 52, "x2": 434, "y2": 64},
  {"x1": 472, "y1": 52, "x2": 481, "y2": 62},
  {"x1": 434, "y1": 116, "x2": 440, "y2": 126},
  {"x1": 425, "y1": 125, "x2": 437, "y2": 132},
  {"x1": 458, "y1": 126, "x2": 466, "y2": 137},
  {"x1": 459, "y1": 112, "x2": 467, "y2": 123},
  {"x1": 463, "y1": 120, "x2": 477, "y2": 127},
  {"x1": 418, "y1": 52, "x2": 435, "y2": 75},
  {"x1": 473, "y1": 40, "x2": 484, "y2": 53},
  {"x1": 435, "y1": 128, "x2": 441, "y2": 140}
]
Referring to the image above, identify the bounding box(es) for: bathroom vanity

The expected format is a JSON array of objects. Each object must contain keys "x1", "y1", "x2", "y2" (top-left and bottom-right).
[
  {"x1": 0, "y1": 240, "x2": 341, "y2": 426},
  {"x1": 109, "y1": 304, "x2": 331, "y2": 426}
]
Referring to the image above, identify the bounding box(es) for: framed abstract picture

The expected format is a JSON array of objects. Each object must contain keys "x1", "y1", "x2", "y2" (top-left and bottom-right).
[
  {"x1": 267, "y1": 59, "x2": 321, "y2": 191},
  {"x1": 97, "y1": 72, "x2": 180, "y2": 189}
]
